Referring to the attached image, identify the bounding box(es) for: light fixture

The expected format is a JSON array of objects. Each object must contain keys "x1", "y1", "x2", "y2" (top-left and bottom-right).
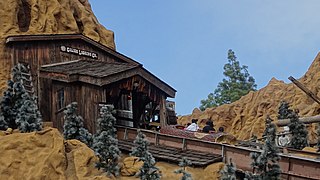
[{"x1": 133, "y1": 81, "x2": 139, "y2": 89}]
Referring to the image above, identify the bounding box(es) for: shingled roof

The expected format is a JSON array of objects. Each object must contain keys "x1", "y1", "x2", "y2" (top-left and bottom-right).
[
  {"x1": 40, "y1": 60, "x2": 176, "y2": 98},
  {"x1": 41, "y1": 60, "x2": 139, "y2": 78}
]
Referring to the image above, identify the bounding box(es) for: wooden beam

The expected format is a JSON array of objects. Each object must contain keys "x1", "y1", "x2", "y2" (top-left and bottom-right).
[
  {"x1": 276, "y1": 115, "x2": 320, "y2": 127},
  {"x1": 288, "y1": 76, "x2": 320, "y2": 105},
  {"x1": 159, "y1": 95, "x2": 167, "y2": 127}
]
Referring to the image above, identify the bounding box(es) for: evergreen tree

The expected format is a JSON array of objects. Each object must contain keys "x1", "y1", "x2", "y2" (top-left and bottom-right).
[
  {"x1": 130, "y1": 130, "x2": 161, "y2": 180},
  {"x1": 93, "y1": 105, "x2": 121, "y2": 176},
  {"x1": 63, "y1": 102, "x2": 92, "y2": 146},
  {"x1": 1, "y1": 64, "x2": 28, "y2": 129},
  {"x1": 0, "y1": 113, "x2": 7, "y2": 130},
  {"x1": 0, "y1": 80, "x2": 15, "y2": 129},
  {"x1": 15, "y1": 92, "x2": 42, "y2": 132},
  {"x1": 288, "y1": 111, "x2": 308, "y2": 150},
  {"x1": 11, "y1": 64, "x2": 28, "y2": 121},
  {"x1": 174, "y1": 157, "x2": 193, "y2": 180},
  {"x1": 277, "y1": 101, "x2": 293, "y2": 119},
  {"x1": 246, "y1": 117, "x2": 281, "y2": 180},
  {"x1": 200, "y1": 49, "x2": 256, "y2": 110},
  {"x1": 1, "y1": 63, "x2": 43, "y2": 132},
  {"x1": 220, "y1": 158, "x2": 236, "y2": 180}
]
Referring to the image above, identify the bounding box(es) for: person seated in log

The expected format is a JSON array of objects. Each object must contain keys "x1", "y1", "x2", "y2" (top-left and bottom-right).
[
  {"x1": 185, "y1": 119, "x2": 200, "y2": 132},
  {"x1": 202, "y1": 120, "x2": 215, "y2": 133},
  {"x1": 218, "y1": 127, "x2": 224, "y2": 133}
]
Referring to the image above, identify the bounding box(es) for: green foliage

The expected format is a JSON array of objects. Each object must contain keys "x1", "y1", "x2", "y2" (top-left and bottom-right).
[
  {"x1": 246, "y1": 117, "x2": 281, "y2": 180},
  {"x1": 174, "y1": 157, "x2": 192, "y2": 180},
  {"x1": 0, "y1": 80, "x2": 14, "y2": 130},
  {"x1": 63, "y1": 102, "x2": 92, "y2": 146},
  {"x1": 288, "y1": 111, "x2": 308, "y2": 150},
  {"x1": 220, "y1": 158, "x2": 236, "y2": 180},
  {"x1": 15, "y1": 93, "x2": 42, "y2": 132},
  {"x1": 200, "y1": 49, "x2": 256, "y2": 111},
  {"x1": 0, "y1": 113, "x2": 7, "y2": 130},
  {"x1": 93, "y1": 105, "x2": 121, "y2": 177},
  {"x1": 130, "y1": 130, "x2": 161, "y2": 180},
  {"x1": 277, "y1": 101, "x2": 293, "y2": 119},
  {"x1": 0, "y1": 63, "x2": 43, "y2": 132}
]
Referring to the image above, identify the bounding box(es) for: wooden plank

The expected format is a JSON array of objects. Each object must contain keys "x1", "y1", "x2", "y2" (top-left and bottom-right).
[
  {"x1": 118, "y1": 139, "x2": 222, "y2": 167},
  {"x1": 289, "y1": 76, "x2": 320, "y2": 105}
]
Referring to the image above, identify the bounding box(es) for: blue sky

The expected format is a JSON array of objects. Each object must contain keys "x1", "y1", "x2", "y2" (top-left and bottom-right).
[{"x1": 90, "y1": 1, "x2": 320, "y2": 115}]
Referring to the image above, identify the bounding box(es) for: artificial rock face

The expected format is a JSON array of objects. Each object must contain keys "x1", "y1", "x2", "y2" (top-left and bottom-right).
[
  {"x1": 0, "y1": 0, "x2": 115, "y2": 48},
  {"x1": 178, "y1": 53, "x2": 320, "y2": 142},
  {"x1": 0, "y1": 0, "x2": 115, "y2": 92}
]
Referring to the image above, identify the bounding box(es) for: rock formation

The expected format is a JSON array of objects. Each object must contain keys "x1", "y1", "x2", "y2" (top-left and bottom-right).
[
  {"x1": 0, "y1": 128, "x2": 224, "y2": 179},
  {"x1": 0, "y1": 0, "x2": 115, "y2": 92},
  {"x1": 178, "y1": 53, "x2": 320, "y2": 142},
  {"x1": 0, "y1": 128, "x2": 110, "y2": 179}
]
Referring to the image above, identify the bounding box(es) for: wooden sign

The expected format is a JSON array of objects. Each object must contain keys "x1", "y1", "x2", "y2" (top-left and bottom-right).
[{"x1": 60, "y1": 45, "x2": 98, "y2": 59}]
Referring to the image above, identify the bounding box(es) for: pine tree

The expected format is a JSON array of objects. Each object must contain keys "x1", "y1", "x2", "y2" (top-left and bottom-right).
[
  {"x1": 288, "y1": 111, "x2": 308, "y2": 150},
  {"x1": 277, "y1": 101, "x2": 293, "y2": 120},
  {"x1": 0, "y1": 80, "x2": 15, "y2": 130},
  {"x1": 63, "y1": 102, "x2": 92, "y2": 146},
  {"x1": 1, "y1": 64, "x2": 28, "y2": 130},
  {"x1": 15, "y1": 92, "x2": 42, "y2": 132},
  {"x1": 130, "y1": 130, "x2": 161, "y2": 180},
  {"x1": 246, "y1": 117, "x2": 281, "y2": 180},
  {"x1": 11, "y1": 64, "x2": 28, "y2": 122},
  {"x1": 0, "y1": 113, "x2": 7, "y2": 130},
  {"x1": 6, "y1": 63, "x2": 43, "y2": 132},
  {"x1": 93, "y1": 105, "x2": 121, "y2": 176},
  {"x1": 174, "y1": 157, "x2": 193, "y2": 180},
  {"x1": 200, "y1": 49, "x2": 256, "y2": 110},
  {"x1": 220, "y1": 158, "x2": 236, "y2": 180}
]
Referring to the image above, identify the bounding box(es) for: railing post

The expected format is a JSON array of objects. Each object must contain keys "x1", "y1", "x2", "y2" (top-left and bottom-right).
[
  {"x1": 221, "y1": 145, "x2": 226, "y2": 163},
  {"x1": 182, "y1": 138, "x2": 186, "y2": 150},
  {"x1": 155, "y1": 132, "x2": 159, "y2": 146},
  {"x1": 124, "y1": 128, "x2": 128, "y2": 140}
]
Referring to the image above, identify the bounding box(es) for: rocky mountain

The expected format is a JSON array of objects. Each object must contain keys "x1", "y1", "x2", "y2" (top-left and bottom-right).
[
  {"x1": 178, "y1": 53, "x2": 320, "y2": 142},
  {"x1": 0, "y1": 0, "x2": 115, "y2": 92}
]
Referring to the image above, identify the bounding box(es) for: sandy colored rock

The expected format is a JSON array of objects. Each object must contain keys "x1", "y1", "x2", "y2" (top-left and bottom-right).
[
  {"x1": 0, "y1": 0, "x2": 115, "y2": 93},
  {"x1": 0, "y1": 128, "x2": 110, "y2": 179},
  {"x1": 0, "y1": 0, "x2": 115, "y2": 48},
  {"x1": 179, "y1": 53, "x2": 320, "y2": 142},
  {"x1": 156, "y1": 161, "x2": 224, "y2": 180},
  {"x1": 203, "y1": 162, "x2": 225, "y2": 179},
  {"x1": 121, "y1": 156, "x2": 143, "y2": 176},
  {"x1": 0, "y1": 127, "x2": 228, "y2": 179}
]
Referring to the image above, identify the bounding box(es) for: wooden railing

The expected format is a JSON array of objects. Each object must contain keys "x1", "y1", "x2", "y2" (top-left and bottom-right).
[{"x1": 116, "y1": 126, "x2": 320, "y2": 179}]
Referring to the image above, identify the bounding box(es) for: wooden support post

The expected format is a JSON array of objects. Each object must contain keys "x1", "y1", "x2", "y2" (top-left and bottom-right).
[
  {"x1": 182, "y1": 138, "x2": 186, "y2": 150},
  {"x1": 288, "y1": 76, "x2": 320, "y2": 105},
  {"x1": 124, "y1": 128, "x2": 128, "y2": 140},
  {"x1": 221, "y1": 145, "x2": 226, "y2": 163},
  {"x1": 155, "y1": 133, "x2": 159, "y2": 146},
  {"x1": 159, "y1": 95, "x2": 167, "y2": 127}
]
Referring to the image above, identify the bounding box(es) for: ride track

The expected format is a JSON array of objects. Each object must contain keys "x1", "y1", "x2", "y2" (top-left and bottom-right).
[{"x1": 116, "y1": 126, "x2": 320, "y2": 180}]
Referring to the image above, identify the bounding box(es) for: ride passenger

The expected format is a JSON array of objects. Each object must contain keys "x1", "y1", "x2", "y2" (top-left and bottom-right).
[
  {"x1": 202, "y1": 120, "x2": 215, "y2": 133},
  {"x1": 185, "y1": 119, "x2": 200, "y2": 131}
]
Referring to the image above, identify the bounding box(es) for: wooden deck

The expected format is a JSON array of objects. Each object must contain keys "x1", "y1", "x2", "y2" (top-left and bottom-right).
[{"x1": 118, "y1": 139, "x2": 223, "y2": 167}]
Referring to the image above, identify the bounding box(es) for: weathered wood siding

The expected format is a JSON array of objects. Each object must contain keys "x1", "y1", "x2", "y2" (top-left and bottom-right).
[
  {"x1": 8, "y1": 39, "x2": 126, "y2": 122},
  {"x1": 51, "y1": 81, "x2": 106, "y2": 132}
]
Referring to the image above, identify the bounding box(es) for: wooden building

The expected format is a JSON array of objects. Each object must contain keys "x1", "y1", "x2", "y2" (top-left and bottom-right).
[{"x1": 4, "y1": 34, "x2": 176, "y2": 132}]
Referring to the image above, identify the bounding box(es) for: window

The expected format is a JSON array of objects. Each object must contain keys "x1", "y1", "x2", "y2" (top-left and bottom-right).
[
  {"x1": 57, "y1": 88, "x2": 64, "y2": 110},
  {"x1": 118, "y1": 93, "x2": 131, "y2": 111}
]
